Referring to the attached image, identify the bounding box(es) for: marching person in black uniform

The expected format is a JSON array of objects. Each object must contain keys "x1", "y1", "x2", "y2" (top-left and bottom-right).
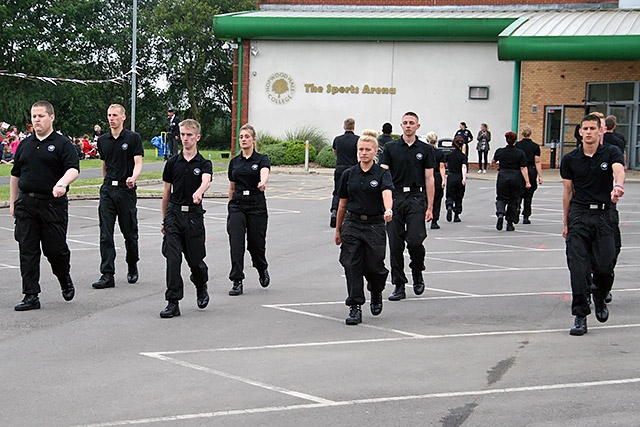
[
  {"x1": 330, "y1": 118, "x2": 359, "y2": 228},
  {"x1": 227, "y1": 124, "x2": 271, "y2": 296},
  {"x1": 379, "y1": 112, "x2": 436, "y2": 301},
  {"x1": 515, "y1": 125, "x2": 543, "y2": 224},
  {"x1": 10, "y1": 101, "x2": 79, "y2": 311},
  {"x1": 492, "y1": 132, "x2": 531, "y2": 232},
  {"x1": 159, "y1": 119, "x2": 212, "y2": 318},
  {"x1": 561, "y1": 113, "x2": 625, "y2": 336},
  {"x1": 335, "y1": 130, "x2": 394, "y2": 325},
  {"x1": 444, "y1": 136, "x2": 468, "y2": 223},
  {"x1": 92, "y1": 104, "x2": 143, "y2": 289},
  {"x1": 426, "y1": 132, "x2": 446, "y2": 229},
  {"x1": 167, "y1": 108, "x2": 181, "y2": 158}
]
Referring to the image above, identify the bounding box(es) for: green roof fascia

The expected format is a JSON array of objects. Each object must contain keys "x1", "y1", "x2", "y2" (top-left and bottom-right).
[
  {"x1": 498, "y1": 35, "x2": 640, "y2": 61},
  {"x1": 213, "y1": 13, "x2": 518, "y2": 42}
]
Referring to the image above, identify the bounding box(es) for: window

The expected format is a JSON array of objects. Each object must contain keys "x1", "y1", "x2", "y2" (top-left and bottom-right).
[
  {"x1": 469, "y1": 86, "x2": 489, "y2": 100},
  {"x1": 587, "y1": 82, "x2": 634, "y2": 102}
]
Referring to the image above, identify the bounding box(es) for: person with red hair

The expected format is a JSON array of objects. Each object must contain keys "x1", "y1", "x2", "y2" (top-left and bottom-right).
[{"x1": 491, "y1": 131, "x2": 530, "y2": 231}]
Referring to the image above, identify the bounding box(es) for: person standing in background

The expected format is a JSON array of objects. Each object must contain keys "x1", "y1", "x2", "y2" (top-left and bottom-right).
[
  {"x1": 476, "y1": 123, "x2": 491, "y2": 174},
  {"x1": 426, "y1": 132, "x2": 446, "y2": 229},
  {"x1": 330, "y1": 118, "x2": 359, "y2": 228},
  {"x1": 378, "y1": 122, "x2": 394, "y2": 150},
  {"x1": 515, "y1": 125, "x2": 543, "y2": 224},
  {"x1": 454, "y1": 121, "x2": 473, "y2": 155},
  {"x1": 445, "y1": 136, "x2": 468, "y2": 223},
  {"x1": 167, "y1": 108, "x2": 181, "y2": 158},
  {"x1": 10, "y1": 101, "x2": 79, "y2": 311}
]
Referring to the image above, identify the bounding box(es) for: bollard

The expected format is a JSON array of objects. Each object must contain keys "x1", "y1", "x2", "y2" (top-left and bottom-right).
[{"x1": 304, "y1": 140, "x2": 310, "y2": 172}]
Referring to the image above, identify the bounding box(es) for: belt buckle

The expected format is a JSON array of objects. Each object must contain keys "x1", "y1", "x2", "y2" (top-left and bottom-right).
[
  {"x1": 243, "y1": 190, "x2": 250, "y2": 196},
  {"x1": 403, "y1": 187, "x2": 410, "y2": 192},
  {"x1": 360, "y1": 214, "x2": 368, "y2": 220},
  {"x1": 112, "y1": 180, "x2": 119, "y2": 186},
  {"x1": 589, "y1": 204, "x2": 599, "y2": 210},
  {"x1": 181, "y1": 205, "x2": 189, "y2": 212}
]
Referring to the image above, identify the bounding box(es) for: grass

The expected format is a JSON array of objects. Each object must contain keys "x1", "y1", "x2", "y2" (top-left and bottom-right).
[{"x1": 0, "y1": 149, "x2": 230, "y2": 201}]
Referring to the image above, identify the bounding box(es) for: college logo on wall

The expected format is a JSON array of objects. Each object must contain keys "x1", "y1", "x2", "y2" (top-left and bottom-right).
[{"x1": 266, "y1": 72, "x2": 295, "y2": 105}]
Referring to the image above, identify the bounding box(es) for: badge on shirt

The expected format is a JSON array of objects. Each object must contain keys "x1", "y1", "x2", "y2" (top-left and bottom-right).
[
  {"x1": 370, "y1": 180, "x2": 379, "y2": 188},
  {"x1": 121, "y1": 143, "x2": 129, "y2": 150},
  {"x1": 416, "y1": 153, "x2": 423, "y2": 160},
  {"x1": 47, "y1": 145, "x2": 55, "y2": 152},
  {"x1": 193, "y1": 168, "x2": 201, "y2": 176},
  {"x1": 600, "y1": 162, "x2": 609, "y2": 171},
  {"x1": 251, "y1": 164, "x2": 259, "y2": 170}
]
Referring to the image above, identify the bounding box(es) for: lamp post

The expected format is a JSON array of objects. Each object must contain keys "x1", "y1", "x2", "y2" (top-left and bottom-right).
[{"x1": 130, "y1": 0, "x2": 138, "y2": 131}]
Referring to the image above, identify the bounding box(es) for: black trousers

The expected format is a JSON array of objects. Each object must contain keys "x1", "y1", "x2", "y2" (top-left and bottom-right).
[
  {"x1": 98, "y1": 184, "x2": 139, "y2": 275},
  {"x1": 495, "y1": 170, "x2": 523, "y2": 224},
  {"x1": 331, "y1": 165, "x2": 349, "y2": 212},
  {"x1": 445, "y1": 172, "x2": 465, "y2": 215},
  {"x1": 13, "y1": 193, "x2": 71, "y2": 295},
  {"x1": 169, "y1": 136, "x2": 179, "y2": 158},
  {"x1": 340, "y1": 218, "x2": 388, "y2": 306},
  {"x1": 566, "y1": 207, "x2": 616, "y2": 316},
  {"x1": 521, "y1": 167, "x2": 538, "y2": 219},
  {"x1": 432, "y1": 179, "x2": 444, "y2": 221},
  {"x1": 227, "y1": 195, "x2": 268, "y2": 281},
  {"x1": 162, "y1": 208, "x2": 208, "y2": 301},
  {"x1": 386, "y1": 192, "x2": 426, "y2": 286}
]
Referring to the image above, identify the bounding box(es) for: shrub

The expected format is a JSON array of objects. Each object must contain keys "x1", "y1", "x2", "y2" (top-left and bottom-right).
[
  {"x1": 260, "y1": 143, "x2": 287, "y2": 166},
  {"x1": 317, "y1": 145, "x2": 336, "y2": 168},
  {"x1": 283, "y1": 140, "x2": 317, "y2": 165},
  {"x1": 282, "y1": 125, "x2": 329, "y2": 154},
  {"x1": 256, "y1": 131, "x2": 283, "y2": 151}
]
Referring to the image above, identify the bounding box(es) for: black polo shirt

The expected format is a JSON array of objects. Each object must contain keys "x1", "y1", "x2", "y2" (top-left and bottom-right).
[
  {"x1": 454, "y1": 129, "x2": 473, "y2": 143},
  {"x1": 339, "y1": 163, "x2": 394, "y2": 216},
  {"x1": 493, "y1": 146, "x2": 527, "y2": 171},
  {"x1": 97, "y1": 128, "x2": 144, "y2": 182},
  {"x1": 11, "y1": 131, "x2": 80, "y2": 194},
  {"x1": 379, "y1": 137, "x2": 436, "y2": 188},
  {"x1": 162, "y1": 151, "x2": 212, "y2": 205},
  {"x1": 603, "y1": 132, "x2": 625, "y2": 163},
  {"x1": 560, "y1": 143, "x2": 623, "y2": 208},
  {"x1": 332, "y1": 131, "x2": 359, "y2": 167},
  {"x1": 514, "y1": 138, "x2": 541, "y2": 168},
  {"x1": 228, "y1": 151, "x2": 271, "y2": 192},
  {"x1": 445, "y1": 149, "x2": 467, "y2": 174},
  {"x1": 433, "y1": 147, "x2": 446, "y2": 185}
]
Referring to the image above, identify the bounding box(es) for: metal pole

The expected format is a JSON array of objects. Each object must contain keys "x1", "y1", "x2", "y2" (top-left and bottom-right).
[
  {"x1": 304, "y1": 140, "x2": 309, "y2": 172},
  {"x1": 130, "y1": 0, "x2": 138, "y2": 131}
]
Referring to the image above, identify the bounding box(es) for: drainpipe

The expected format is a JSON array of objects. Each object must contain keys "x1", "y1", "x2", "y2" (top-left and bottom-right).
[
  {"x1": 511, "y1": 60, "x2": 521, "y2": 132},
  {"x1": 235, "y1": 38, "x2": 243, "y2": 154}
]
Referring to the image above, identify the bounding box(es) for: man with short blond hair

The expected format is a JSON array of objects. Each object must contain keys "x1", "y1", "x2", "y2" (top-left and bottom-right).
[{"x1": 92, "y1": 104, "x2": 144, "y2": 289}]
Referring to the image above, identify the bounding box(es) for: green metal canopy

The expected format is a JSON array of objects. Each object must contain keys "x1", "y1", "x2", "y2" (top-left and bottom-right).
[{"x1": 213, "y1": 9, "x2": 640, "y2": 61}]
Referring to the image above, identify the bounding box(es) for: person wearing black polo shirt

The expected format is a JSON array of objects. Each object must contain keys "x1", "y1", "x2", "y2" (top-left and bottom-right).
[
  {"x1": 10, "y1": 101, "x2": 79, "y2": 311},
  {"x1": 426, "y1": 131, "x2": 446, "y2": 229},
  {"x1": 92, "y1": 104, "x2": 143, "y2": 289},
  {"x1": 226, "y1": 124, "x2": 271, "y2": 296},
  {"x1": 335, "y1": 130, "x2": 394, "y2": 325},
  {"x1": 561, "y1": 114, "x2": 625, "y2": 336},
  {"x1": 380, "y1": 112, "x2": 435, "y2": 301},
  {"x1": 454, "y1": 121, "x2": 473, "y2": 155},
  {"x1": 444, "y1": 136, "x2": 468, "y2": 223},
  {"x1": 159, "y1": 119, "x2": 212, "y2": 318},
  {"x1": 492, "y1": 132, "x2": 531, "y2": 232},
  {"x1": 330, "y1": 118, "x2": 359, "y2": 228},
  {"x1": 515, "y1": 125, "x2": 543, "y2": 224}
]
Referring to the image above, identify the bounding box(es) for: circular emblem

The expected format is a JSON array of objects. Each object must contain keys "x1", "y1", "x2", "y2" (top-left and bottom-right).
[
  {"x1": 193, "y1": 168, "x2": 201, "y2": 176},
  {"x1": 600, "y1": 162, "x2": 609, "y2": 170},
  {"x1": 251, "y1": 164, "x2": 259, "y2": 171},
  {"x1": 47, "y1": 145, "x2": 55, "y2": 152},
  {"x1": 121, "y1": 143, "x2": 129, "y2": 150},
  {"x1": 416, "y1": 153, "x2": 423, "y2": 160},
  {"x1": 370, "y1": 180, "x2": 379, "y2": 188},
  {"x1": 266, "y1": 72, "x2": 295, "y2": 105}
]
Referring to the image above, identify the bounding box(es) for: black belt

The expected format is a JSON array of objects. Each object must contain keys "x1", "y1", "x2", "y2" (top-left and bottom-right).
[
  {"x1": 393, "y1": 186, "x2": 423, "y2": 194},
  {"x1": 21, "y1": 191, "x2": 55, "y2": 200},
  {"x1": 574, "y1": 203, "x2": 609, "y2": 211},
  {"x1": 346, "y1": 211, "x2": 384, "y2": 222},
  {"x1": 234, "y1": 189, "x2": 262, "y2": 196},
  {"x1": 104, "y1": 179, "x2": 128, "y2": 188},
  {"x1": 168, "y1": 202, "x2": 203, "y2": 213}
]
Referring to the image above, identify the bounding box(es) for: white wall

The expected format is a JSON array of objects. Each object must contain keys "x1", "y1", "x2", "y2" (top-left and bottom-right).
[{"x1": 247, "y1": 40, "x2": 514, "y2": 162}]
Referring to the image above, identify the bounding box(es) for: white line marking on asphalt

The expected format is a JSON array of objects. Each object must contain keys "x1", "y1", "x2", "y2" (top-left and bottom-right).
[{"x1": 72, "y1": 376, "x2": 640, "y2": 427}]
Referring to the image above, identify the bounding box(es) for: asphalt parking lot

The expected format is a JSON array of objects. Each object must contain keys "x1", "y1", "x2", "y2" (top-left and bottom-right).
[{"x1": 0, "y1": 171, "x2": 639, "y2": 427}]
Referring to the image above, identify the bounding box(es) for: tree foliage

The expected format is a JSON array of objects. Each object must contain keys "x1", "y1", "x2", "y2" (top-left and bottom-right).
[{"x1": 0, "y1": 0, "x2": 255, "y2": 147}]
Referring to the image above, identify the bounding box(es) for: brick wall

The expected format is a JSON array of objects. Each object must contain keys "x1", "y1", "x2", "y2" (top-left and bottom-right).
[
  {"x1": 258, "y1": 0, "x2": 607, "y2": 6},
  {"x1": 519, "y1": 61, "x2": 640, "y2": 168},
  {"x1": 231, "y1": 40, "x2": 252, "y2": 154}
]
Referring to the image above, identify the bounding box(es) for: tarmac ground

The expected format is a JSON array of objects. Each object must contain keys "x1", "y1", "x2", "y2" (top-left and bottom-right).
[{"x1": 0, "y1": 168, "x2": 639, "y2": 427}]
